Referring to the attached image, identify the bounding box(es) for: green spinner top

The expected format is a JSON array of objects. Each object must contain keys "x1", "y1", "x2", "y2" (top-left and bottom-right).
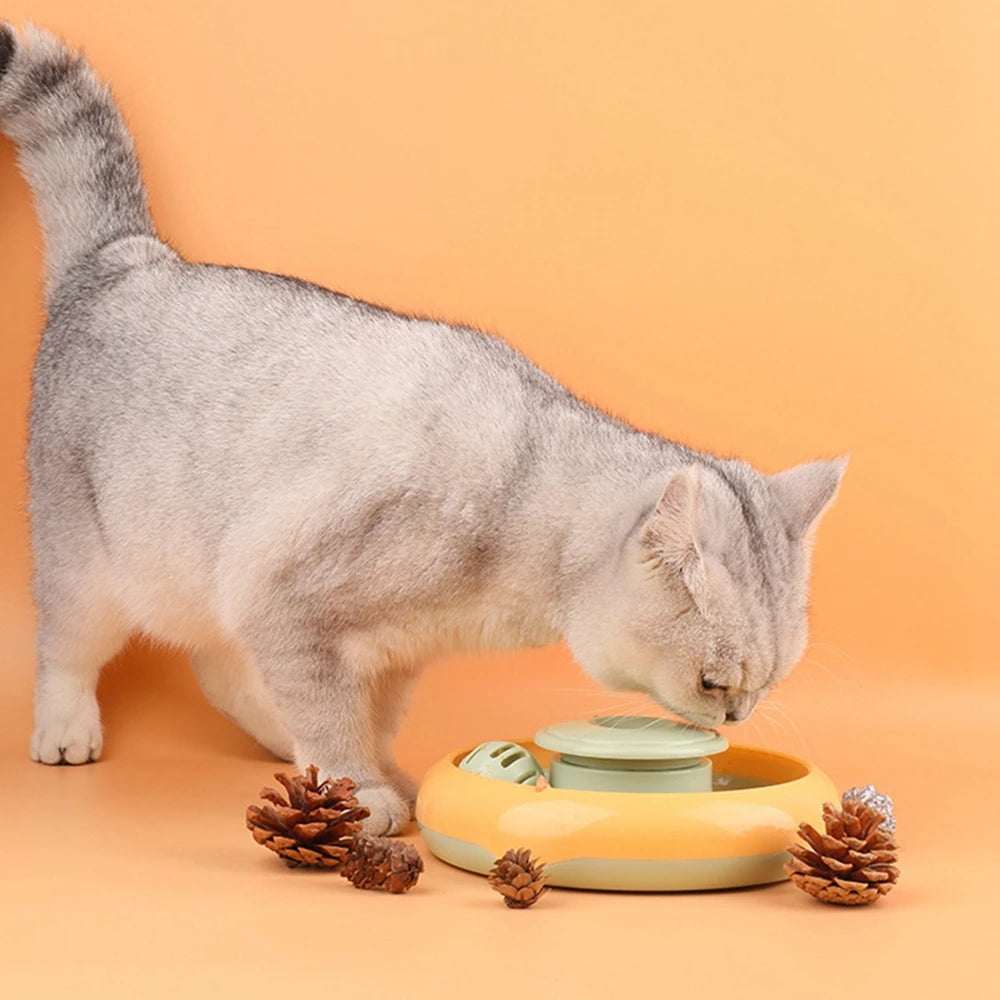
[
  {"x1": 535, "y1": 715, "x2": 728, "y2": 762},
  {"x1": 534, "y1": 716, "x2": 729, "y2": 793}
]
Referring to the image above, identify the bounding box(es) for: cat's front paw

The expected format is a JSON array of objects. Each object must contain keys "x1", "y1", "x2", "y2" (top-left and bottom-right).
[
  {"x1": 30, "y1": 696, "x2": 103, "y2": 765},
  {"x1": 355, "y1": 783, "x2": 413, "y2": 835}
]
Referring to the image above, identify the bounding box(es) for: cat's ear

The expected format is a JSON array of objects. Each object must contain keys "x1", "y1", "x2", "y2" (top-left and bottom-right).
[
  {"x1": 768, "y1": 456, "x2": 848, "y2": 544},
  {"x1": 642, "y1": 466, "x2": 707, "y2": 594}
]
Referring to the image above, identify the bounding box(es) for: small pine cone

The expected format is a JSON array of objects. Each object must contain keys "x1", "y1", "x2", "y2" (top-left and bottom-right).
[
  {"x1": 488, "y1": 848, "x2": 548, "y2": 908},
  {"x1": 341, "y1": 834, "x2": 424, "y2": 893},
  {"x1": 786, "y1": 792, "x2": 899, "y2": 905},
  {"x1": 246, "y1": 766, "x2": 370, "y2": 869}
]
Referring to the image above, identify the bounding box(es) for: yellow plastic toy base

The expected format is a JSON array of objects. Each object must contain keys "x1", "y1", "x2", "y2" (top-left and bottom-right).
[{"x1": 416, "y1": 742, "x2": 838, "y2": 892}]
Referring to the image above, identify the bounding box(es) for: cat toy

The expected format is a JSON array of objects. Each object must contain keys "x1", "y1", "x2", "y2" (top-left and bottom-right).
[{"x1": 417, "y1": 716, "x2": 896, "y2": 898}]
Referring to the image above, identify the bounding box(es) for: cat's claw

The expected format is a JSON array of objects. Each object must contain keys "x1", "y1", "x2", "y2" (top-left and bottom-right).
[{"x1": 355, "y1": 783, "x2": 413, "y2": 835}]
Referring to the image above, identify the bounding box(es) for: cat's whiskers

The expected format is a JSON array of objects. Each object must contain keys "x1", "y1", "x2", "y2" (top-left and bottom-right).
[
  {"x1": 595, "y1": 696, "x2": 667, "y2": 727},
  {"x1": 804, "y1": 638, "x2": 862, "y2": 668},
  {"x1": 752, "y1": 700, "x2": 781, "y2": 739},
  {"x1": 798, "y1": 655, "x2": 841, "y2": 680},
  {"x1": 547, "y1": 687, "x2": 643, "y2": 698},
  {"x1": 538, "y1": 693, "x2": 655, "y2": 721},
  {"x1": 758, "y1": 698, "x2": 811, "y2": 758},
  {"x1": 734, "y1": 706, "x2": 767, "y2": 743},
  {"x1": 601, "y1": 700, "x2": 660, "y2": 722}
]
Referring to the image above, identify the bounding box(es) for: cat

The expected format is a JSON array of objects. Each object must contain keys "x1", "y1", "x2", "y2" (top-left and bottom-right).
[{"x1": 0, "y1": 24, "x2": 845, "y2": 834}]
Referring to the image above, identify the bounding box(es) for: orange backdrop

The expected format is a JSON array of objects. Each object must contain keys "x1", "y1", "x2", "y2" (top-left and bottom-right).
[{"x1": 0, "y1": 3, "x2": 996, "y2": 998}]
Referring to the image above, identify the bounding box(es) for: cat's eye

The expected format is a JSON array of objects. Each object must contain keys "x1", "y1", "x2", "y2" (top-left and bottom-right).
[{"x1": 700, "y1": 675, "x2": 725, "y2": 692}]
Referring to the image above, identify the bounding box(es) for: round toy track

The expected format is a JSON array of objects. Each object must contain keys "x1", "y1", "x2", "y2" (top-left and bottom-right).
[{"x1": 417, "y1": 717, "x2": 837, "y2": 892}]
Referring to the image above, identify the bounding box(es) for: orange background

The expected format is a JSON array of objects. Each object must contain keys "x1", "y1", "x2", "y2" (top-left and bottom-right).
[{"x1": 0, "y1": 2, "x2": 996, "y2": 997}]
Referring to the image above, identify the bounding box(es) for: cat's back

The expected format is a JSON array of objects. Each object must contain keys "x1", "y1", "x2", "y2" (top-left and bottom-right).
[{"x1": 36, "y1": 250, "x2": 547, "y2": 466}]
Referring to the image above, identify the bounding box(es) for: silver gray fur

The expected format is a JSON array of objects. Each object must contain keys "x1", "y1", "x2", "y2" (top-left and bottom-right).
[{"x1": 0, "y1": 25, "x2": 846, "y2": 833}]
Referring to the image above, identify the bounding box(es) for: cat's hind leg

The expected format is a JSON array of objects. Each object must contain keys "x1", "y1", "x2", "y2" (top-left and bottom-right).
[
  {"x1": 29, "y1": 458, "x2": 130, "y2": 764},
  {"x1": 30, "y1": 590, "x2": 128, "y2": 765},
  {"x1": 190, "y1": 645, "x2": 294, "y2": 761}
]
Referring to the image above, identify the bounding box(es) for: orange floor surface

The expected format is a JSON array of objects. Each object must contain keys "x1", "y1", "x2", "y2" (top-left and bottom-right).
[
  {"x1": 2, "y1": 1, "x2": 998, "y2": 997},
  {"x1": 1, "y1": 614, "x2": 995, "y2": 998}
]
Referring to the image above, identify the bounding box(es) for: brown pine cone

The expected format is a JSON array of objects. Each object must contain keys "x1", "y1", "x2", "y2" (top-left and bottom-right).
[
  {"x1": 786, "y1": 795, "x2": 899, "y2": 905},
  {"x1": 246, "y1": 765, "x2": 370, "y2": 869},
  {"x1": 340, "y1": 834, "x2": 424, "y2": 893},
  {"x1": 488, "y1": 848, "x2": 548, "y2": 908}
]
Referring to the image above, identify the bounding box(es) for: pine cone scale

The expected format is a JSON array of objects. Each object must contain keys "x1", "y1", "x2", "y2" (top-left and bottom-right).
[
  {"x1": 291, "y1": 821, "x2": 330, "y2": 839},
  {"x1": 310, "y1": 806, "x2": 366, "y2": 822},
  {"x1": 866, "y1": 850, "x2": 897, "y2": 865},
  {"x1": 259, "y1": 788, "x2": 289, "y2": 807},
  {"x1": 821, "y1": 856, "x2": 854, "y2": 873},
  {"x1": 787, "y1": 845, "x2": 824, "y2": 867},
  {"x1": 295, "y1": 848, "x2": 324, "y2": 865},
  {"x1": 792, "y1": 874, "x2": 832, "y2": 893},
  {"x1": 832, "y1": 876, "x2": 869, "y2": 891}
]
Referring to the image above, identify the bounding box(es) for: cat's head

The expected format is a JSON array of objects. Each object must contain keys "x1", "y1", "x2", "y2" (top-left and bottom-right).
[{"x1": 566, "y1": 457, "x2": 846, "y2": 728}]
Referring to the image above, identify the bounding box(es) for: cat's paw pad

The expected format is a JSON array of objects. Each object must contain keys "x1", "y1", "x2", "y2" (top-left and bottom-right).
[
  {"x1": 30, "y1": 704, "x2": 103, "y2": 765},
  {"x1": 355, "y1": 783, "x2": 412, "y2": 835}
]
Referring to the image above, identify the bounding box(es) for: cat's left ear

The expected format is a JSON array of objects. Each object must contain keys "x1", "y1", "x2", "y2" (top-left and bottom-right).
[
  {"x1": 642, "y1": 466, "x2": 708, "y2": 597},
  {"x1": 768, "y1": 456, "x2": 848, "y2": 544}
]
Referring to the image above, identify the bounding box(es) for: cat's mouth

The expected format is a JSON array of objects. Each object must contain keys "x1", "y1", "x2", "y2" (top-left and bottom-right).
[{"x1": 652, "y1": 695, "x2": 722, "y2": 731}]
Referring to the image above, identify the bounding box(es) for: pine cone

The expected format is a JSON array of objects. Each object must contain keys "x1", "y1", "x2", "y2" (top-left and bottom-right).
[
  {"x1": 340, "y1": 834, "x2": 424, "y2": 893},
  {"x1": 246, "y1": 766, "x2": 370, "y2": 869},
  {"x1": 488, "y1": 848, "x2": 548, "y2": 908},
  {"x1": 786, "y1": 794, "x2": 899, "y2": 905}
]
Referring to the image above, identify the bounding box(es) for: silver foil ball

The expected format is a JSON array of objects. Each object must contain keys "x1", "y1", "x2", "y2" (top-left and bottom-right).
[{"x1": 843, "y1": 784, "x2": 896, "y2": 835}]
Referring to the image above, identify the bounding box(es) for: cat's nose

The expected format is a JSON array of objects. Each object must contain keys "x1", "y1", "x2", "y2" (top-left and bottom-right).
[{"x1": 724, "y1": 692, "x2": 756, "y2": 723}]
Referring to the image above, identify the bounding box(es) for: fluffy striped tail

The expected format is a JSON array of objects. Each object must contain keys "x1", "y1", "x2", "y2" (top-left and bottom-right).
[{"x1": 0, "y1": 23, "x2": 157, "y2": 292}]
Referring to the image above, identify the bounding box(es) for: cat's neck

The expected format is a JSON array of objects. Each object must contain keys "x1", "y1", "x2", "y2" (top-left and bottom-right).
[{"x1": 522, "y1": 402, "x2": 693, "y2": 630}]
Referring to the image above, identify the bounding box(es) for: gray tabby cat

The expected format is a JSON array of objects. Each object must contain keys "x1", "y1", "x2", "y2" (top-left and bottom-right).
[{"x1": 0, "y1": 25, "x2": 845, "y2": 833}]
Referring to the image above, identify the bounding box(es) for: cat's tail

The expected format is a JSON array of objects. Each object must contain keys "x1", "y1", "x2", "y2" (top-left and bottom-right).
[{"x1": 0, "y1": 22, "x2": 157, "y2": 292}]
